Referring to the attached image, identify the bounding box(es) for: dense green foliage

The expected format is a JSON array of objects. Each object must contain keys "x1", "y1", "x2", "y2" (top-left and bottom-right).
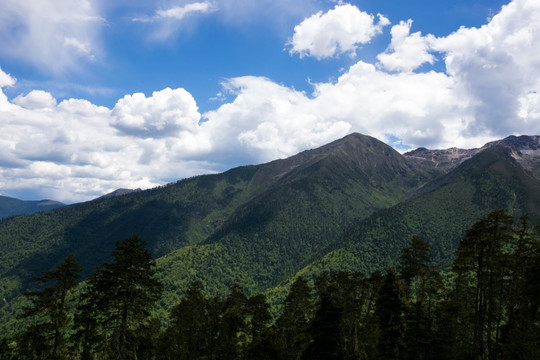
[
  {"x1": 0, "y1": 134, "x2": 421, "y2": 312},
  {"x1": 1, "y1": 211, "x2": 538, "y2": 359}
]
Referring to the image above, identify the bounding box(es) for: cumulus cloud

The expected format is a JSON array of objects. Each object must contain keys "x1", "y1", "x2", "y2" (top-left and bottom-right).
[
  {"x1": 0, "y1": 68, "x2": 16, "y2": 88},
  {"x1": 430, "y1": 0, "x2": 540, "y2": 137},
  {"x1": 203, "y1": 76, "x2": 351, "y2": 162},
  {"x1": 111, "y1": 88, "x2": 201, "y2": 138},
  {"x1": 1, "y1": 0, "x2": 540, "y2": 203},
  {"x1": 288, "y1": 4, "x2": 390, "y2": 59},
  {"x1": 377, "y1": 20, "x2": 436, "y2": 72},
  {"x1": 0, "y1": 68, "x2": 212, "y2": 203},
  {"x1": 13, "y1": 90, "x2": 57, "y2": 110},
  {"x1": 0, "y1": 0, "x2": 103, "y2": 73}
]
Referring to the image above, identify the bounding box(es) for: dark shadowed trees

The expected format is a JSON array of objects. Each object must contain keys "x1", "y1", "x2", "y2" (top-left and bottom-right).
[{"x1": 17, "y1": 254, "x2": 81, "y2": 360}]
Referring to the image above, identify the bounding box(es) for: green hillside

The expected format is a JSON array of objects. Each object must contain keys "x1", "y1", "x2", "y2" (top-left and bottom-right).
[
  {"x1": 1, "y1": 133, "x2": 540, "y2": 337},
  {"x1": 287, "y1": 144, "x2": 540, "y2": 284},
  {"x1": 0, "y1": 133, "x2": 429, "y2": 334},
  {"x1": 153, "y1": 135, "x2": 427, "y2": 307}
]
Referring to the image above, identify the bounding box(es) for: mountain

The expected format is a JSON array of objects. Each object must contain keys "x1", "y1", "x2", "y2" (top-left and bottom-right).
[
  {"x1": 0, "y1": 134, "x2": 424, "y2": 293},
  {"x1": 1, "y1": 132, "x2": 540, "y2": 335},
  {"x1": 0, "y1": 195, "x2": 64, "y2": 219},
  {"x1": 98, "y1": 188, "x2": 142, "y2": 199},
  {"x1": 285, "y1": 141, "x2": 540, "y2": 288},
  {"x1": 403, "y1": 135, "x2": 540, "y2": 180}
]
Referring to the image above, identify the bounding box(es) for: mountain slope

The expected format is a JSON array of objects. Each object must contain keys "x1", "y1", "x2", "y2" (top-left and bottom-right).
[
  {"x1": 287, "y1": 143, "x2": 540, "y2": 286},
  {"x1": 0, "y1": 196, "x2": 64, "y2": 219},
  {"x1": 403, "y1": 135, "x2": 540, "y2": 180},
  {"x1": 155, "y1": 134, "x2": 427, "y2": 300},
  {"x1": 0, "y1": 134, "x2": 425, "y2": 304},
  {"x1": 2, "y1": 133, "x2": 540, "y2": 336}
]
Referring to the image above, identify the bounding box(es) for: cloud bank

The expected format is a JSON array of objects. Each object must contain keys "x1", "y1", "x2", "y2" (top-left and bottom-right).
[{"x1": 1, "y1": 0, "x2": 540, "y2": 202}]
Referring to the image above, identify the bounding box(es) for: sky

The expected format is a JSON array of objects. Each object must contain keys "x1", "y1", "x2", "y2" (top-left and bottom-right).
[{"x1": 0, "y1": 0, "x2": 539, "y2": 203}]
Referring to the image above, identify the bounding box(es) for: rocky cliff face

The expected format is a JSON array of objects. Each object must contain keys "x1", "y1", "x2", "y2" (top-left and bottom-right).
[{"x1": 404, "y1": 135, "x2": 540, "y2": 180}]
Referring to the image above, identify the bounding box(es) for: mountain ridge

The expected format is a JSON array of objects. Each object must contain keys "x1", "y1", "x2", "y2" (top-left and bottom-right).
[
  {"x1": 1, "y1": 132, "x2": 540, "y2": 336},
  {"x1": 0, "y1": 195, "x2": 64, "y2": 219}
]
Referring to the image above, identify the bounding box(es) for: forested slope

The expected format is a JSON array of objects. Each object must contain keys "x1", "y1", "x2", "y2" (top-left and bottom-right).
[{"x1": 287, "y1": 143, "x2": 540, "y2": 283}]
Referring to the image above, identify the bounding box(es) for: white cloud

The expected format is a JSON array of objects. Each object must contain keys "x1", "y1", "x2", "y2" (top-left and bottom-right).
[
  {"x1": 429, "y1": 0, "x2": 540, "y2": 137},
  {"x1": 377, "y1": 20, "x2": 436, "y2": 72},
  {"x1": 0, "y1": 68, "x2": 212, "y2": 202},
  {"x1": 13, "y1": 90, "x2": 57, "y2": 110},
  {"x1": 156, "y1": 2, "x2": 217, "y2": 20},
  {"x1": 203, "y1": 76, "x2": 351, "y2": 162},
  {"x1": 288, "y1": 4, "x2": 389, "y2": 59},
  {"x1": 133, "y1": 1, "x2": 217, "y2": 23},
  {"x1": 1, "y1": 0, "x2": 540, "y2": 203},
  {"x1": 0, "y1": 0, "x2": 104, "y2": 73},
  {"x1": 0, "y1": 68, "x2": 16, "y2": 88},
  {"x1": 111, "y1": 88, "x2": 201, "y2": 138}
]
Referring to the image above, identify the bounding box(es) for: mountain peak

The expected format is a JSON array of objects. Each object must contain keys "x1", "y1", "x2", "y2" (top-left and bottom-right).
[
  {"x1": 98, "y1": 188, "x2": 142, "y2": 200},
  {"x1": 482, "y1": 135, "x2": 540, "y2": 151},
  {"x1": 404, "y1": 134, "x2": 540, "y2": 178}
]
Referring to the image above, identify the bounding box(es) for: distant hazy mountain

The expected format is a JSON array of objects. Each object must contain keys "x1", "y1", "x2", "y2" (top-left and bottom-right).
[
  {"x1": 1, "y1": 132, "x2": 540, "y2": 336},
  {"x1": 0, "y1": 195, "x2": 64, "y2": 219}
]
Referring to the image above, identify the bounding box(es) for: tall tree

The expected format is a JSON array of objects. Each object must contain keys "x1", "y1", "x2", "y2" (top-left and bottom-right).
[
  {"x1": 160, "y1": 281, "x2": 213, "y2": 360},
  {"x1": 375, "y1": 268, "x2": 407, "y2": 360},
  {"x1": 246, "y1": 293, "x2": 272, "y2": 341},
  {"x1": 398, "y1": 235, "x2": 431, "y2": 297},
  {"x1": 275, "y1": 276, "x2": 313, "y2": 360},
  {"x1": 213, "y1": 284, "x2": 248, "y2": 360},
  {"x1": 17, "y1": 254, "x2": 81, "y2": 360},
  {"x1": 71, "y1": 268, "x2": 107, "y2": 360},
  {"x1": 301, "y1": 283, "x2": 344, "y2": 360},
  {"x1": 500, "y1": 216, "x2": 540, "y2": 359},
  {"x1": 93, "y1": 235, "x2": 162, "y2": 360},
  {"x1": 452, "y1": 210, "x2": 513, "y2": 360}
]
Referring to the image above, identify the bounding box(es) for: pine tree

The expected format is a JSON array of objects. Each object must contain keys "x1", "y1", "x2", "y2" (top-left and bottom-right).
[
  {"x1": 500, "y1": 216, "x2": 540, "y2": 359},
  {"x1": 92, "y1": 235, "x2": 162, "y2": 360},
  {"x1": 160, "y1": 280, "x2": 213, "y2": 360},
  {"x1": 301, "y1": 283, "x2": 344, "y2": 360},
  {"x1": 17, "y1": 254, "x2": 81, "y2": 359},
  {"x1": 71, "y1": 269, "x2": 107, "y2": 360},
  {"x1": 275, "y1": 276, "x2": 313, "y2": 360},
  {"x1": 246, "y1": 293, "x2": 272, "y2": 342},
  {"x1": 375, "y1": 268, "x2": 407, "y2": 360},
  {"x1": 452, "y1": 210, "x2": 513, "y2": 360},
  {"x1": 213, "y1": 284, "x2": 248, "y2": 360},
  {"x1": 398, "y1": 235, "x2": 431, "y2": 297}
]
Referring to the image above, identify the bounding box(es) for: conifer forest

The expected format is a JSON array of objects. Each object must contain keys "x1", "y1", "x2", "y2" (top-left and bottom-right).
[{"x1": 1, "y1": 209, "x2": 539, "y2": 360}]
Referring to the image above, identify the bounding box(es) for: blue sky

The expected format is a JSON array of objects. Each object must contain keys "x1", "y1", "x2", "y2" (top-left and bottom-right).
[{"x1": 0, "y1": 0, "x2": 539, "y2": 202}]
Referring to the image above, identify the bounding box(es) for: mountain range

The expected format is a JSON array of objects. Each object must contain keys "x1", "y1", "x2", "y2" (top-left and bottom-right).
[
  {"x1": 1, "y1": 132, "x2": 540, "y2": 334},
  {"x1": 0, "y1": 196, "x2": 64, "y2": 219}
]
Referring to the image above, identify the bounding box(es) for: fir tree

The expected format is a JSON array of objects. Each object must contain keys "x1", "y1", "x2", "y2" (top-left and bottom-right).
[
  {"x1": 301, "y1": 283, "x2": 344, "y2": 360},
  {"x1": 92, "y1": 235, "x2": 162, "y2": 360},
  {"x1": 375, "y1": 268, "x2": 407, "y2": 360},
  {"x1": 452, "y1": 210, "x2": 513, "y2": 360},
  {"x1": 17, "y1": 254, "x2": 81, "y2": 359},
  {"x1": 275, "y1": 276, "x2": 313, "y2": 360}
]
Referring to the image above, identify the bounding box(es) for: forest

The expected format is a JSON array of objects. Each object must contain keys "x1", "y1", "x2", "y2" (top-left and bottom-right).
[{"x1": 0, "y1": 209, "x2": 539, "y2": 360}]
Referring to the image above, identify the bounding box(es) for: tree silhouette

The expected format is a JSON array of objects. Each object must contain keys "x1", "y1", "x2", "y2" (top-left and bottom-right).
[
  {"x1": 92, "y1": 235, "x2": 162, "y2": 360},
  {"x1": 18, "y1": 254, "x2": 81, "y2": 359}
]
